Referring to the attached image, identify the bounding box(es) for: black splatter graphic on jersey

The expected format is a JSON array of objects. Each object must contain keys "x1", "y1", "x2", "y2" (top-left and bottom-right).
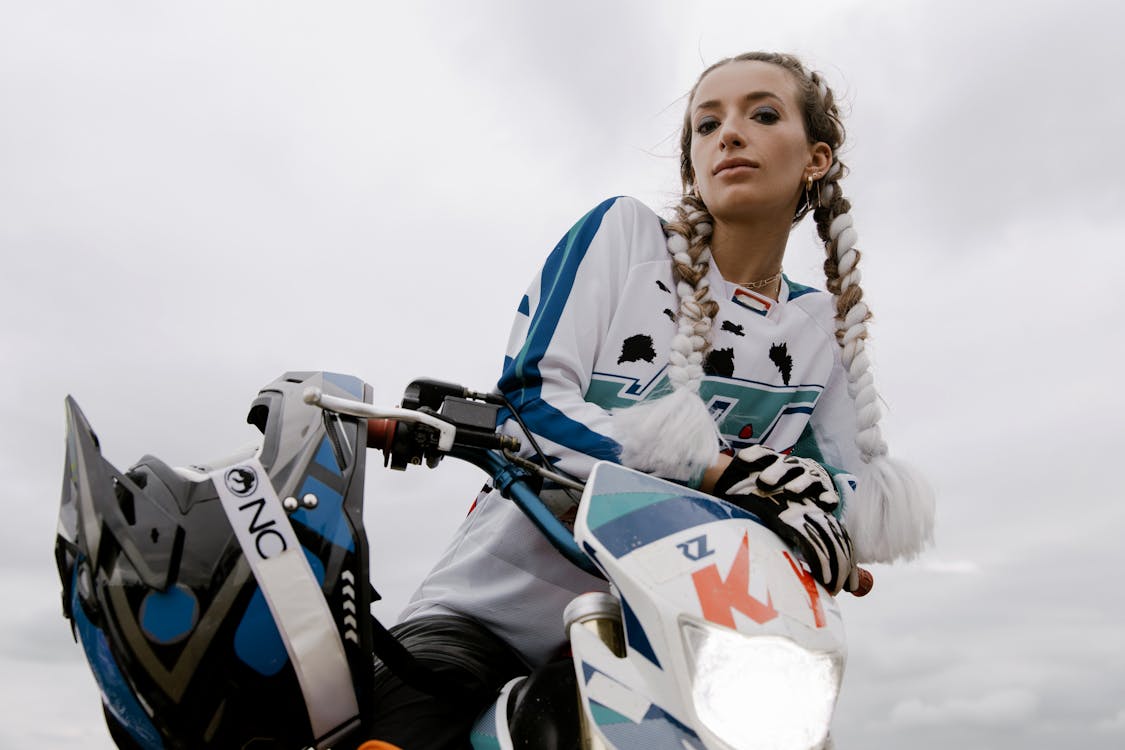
[
  {"x1": 721, "y1": 320, "x2": 745, "y2": 337},
  {"x1": 655, "y1": 280, "x2": 671, "y2": 294},
  {"x1": 619, "y1": 334, "x2": 657, "y2": 364},
  {"x1": 662, "y1": 308, "x2": 676, "y2": 322},
  {"x1": 704, "y1": 347, "x2": 735, "y2": 378},
  {"x1": 769, "y1": 343, "x2": 793, "y2": 385}
]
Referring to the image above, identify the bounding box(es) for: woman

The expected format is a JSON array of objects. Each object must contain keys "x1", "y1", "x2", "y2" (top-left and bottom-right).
[{"x1": 364, "y1": 51, "x2": 933, "y2": 749}]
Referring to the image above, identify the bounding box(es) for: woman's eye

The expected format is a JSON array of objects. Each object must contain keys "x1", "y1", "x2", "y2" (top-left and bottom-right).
[
  {"x1": 752, "y1": 107, "x2": 780, "y2": 124},
  {"x1": 695, "y1": 117, "x2": 719, "y2": 135}
]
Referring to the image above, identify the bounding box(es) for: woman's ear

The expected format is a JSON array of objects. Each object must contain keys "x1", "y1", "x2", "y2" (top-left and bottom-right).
[{"x1": 809, "y1": 142, "x2": 832, "y2": 176}]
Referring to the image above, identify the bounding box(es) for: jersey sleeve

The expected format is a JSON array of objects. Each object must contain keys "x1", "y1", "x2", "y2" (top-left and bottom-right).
[
  {"x1": 496, "y1": 196, "x2": 665, "y2": 481},
  {"x1": 789, "y1": 350, "x2": 863, "y2": 519}
]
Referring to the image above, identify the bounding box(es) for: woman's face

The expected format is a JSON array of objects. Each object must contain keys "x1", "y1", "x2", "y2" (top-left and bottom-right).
[{"x1": 688, "y1": 60, "x2": 830, "y2": 224}]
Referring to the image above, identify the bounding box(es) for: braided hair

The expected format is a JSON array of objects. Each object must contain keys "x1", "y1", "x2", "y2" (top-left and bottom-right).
[{"x1": 616, "y1": 52, "x2": 933, "y2": 563}]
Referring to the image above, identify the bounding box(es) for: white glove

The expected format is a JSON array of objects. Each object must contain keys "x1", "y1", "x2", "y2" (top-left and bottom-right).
[{"x1": 713, "y1": 445, "x2": 854, "y2": 595}]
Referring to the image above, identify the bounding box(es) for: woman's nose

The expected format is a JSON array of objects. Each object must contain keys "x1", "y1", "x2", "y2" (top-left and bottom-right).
[{"x1": 719, "y1": 119, "x2": 745, "y2": 150}]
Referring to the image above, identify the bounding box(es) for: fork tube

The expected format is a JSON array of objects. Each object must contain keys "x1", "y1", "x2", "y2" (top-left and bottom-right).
[
  {"x1": 565, "y1": 593, "x2": 625, "y2": 749},
  {"x1": 451, "y1": 449, "x2": 603, "y2": 578}
]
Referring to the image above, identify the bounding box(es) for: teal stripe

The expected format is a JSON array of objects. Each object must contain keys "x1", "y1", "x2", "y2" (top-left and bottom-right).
[
  {"x1": 591, "y1": 701, "x2": 635, "y2": 726},
  {"x1": 784, "y1": 274, "x2": 821, "y2": 300},
  {"x1": 586, "y1": 491, "x2": 678, "y2": 529},
  {"x1": 587, "y1": 375, "x2": 821, "y2": 440}
]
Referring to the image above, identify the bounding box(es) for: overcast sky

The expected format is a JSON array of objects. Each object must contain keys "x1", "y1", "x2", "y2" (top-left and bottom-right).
[{"x1": 2, "y1": 1, "x2": 1123, "y2": 748}]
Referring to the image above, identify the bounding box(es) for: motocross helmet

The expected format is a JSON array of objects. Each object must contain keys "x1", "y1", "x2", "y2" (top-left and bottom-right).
[{"x1": 55, "y1": 372, "x2": 376, "y2": 749}]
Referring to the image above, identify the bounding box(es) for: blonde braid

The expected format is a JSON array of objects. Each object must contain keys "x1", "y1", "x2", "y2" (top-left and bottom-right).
[
  {"x1": 665, "y1": 194, "x2": 721, "y2": 356},
  {"x1": 814, "y1": 159, "x2": 886, "y2": 461},
  {"x1": 807, "y1": 73, "x2": 933, "y2": 563},
  {"x1": 613, "y1": 194, "x2": 722, "y2": 483}
]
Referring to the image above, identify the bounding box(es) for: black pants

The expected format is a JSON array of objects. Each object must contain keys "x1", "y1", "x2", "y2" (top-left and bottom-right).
[{"x1": 358, "y1": 615, "x2": 529, "y2": 750}]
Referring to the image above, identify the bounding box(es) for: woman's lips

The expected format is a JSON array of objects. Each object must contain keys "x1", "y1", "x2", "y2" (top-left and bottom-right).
[{"x1": 714, "y1": 158, "x2": 759, "y2": 175}]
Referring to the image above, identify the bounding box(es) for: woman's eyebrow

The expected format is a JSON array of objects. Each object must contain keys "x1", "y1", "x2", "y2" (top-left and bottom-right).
[{"x1": 693, "y1": 90, "x2": 784, "y2": 114}]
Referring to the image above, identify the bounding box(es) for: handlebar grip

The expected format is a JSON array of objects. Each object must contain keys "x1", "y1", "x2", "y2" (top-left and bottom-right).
[
  {"x1": 847, "y1": 566, "x2": 874, "y2": 597},
  {"x1": 367, "y1": 418, "x2": 397, "y2": 455}
]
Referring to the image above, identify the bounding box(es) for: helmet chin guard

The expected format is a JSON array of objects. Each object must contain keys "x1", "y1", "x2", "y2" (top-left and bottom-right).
[{"x1": 56, "y1": 372, "x2": 375, "y2": 749}]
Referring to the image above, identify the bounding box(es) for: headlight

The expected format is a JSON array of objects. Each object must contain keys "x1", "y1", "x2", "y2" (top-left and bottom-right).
[{"x1": 681, "y1": 620, "x2": 841, "y2": 749}]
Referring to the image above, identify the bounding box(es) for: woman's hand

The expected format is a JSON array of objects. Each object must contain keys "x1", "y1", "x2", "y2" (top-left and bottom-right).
[{"x1": 710, "y1": 445, "x2": 855, "y2": 595}]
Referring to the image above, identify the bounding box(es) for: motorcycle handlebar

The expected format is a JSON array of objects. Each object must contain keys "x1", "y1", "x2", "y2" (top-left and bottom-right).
[{"x1": 317, "y1": 384, "x2": 874, "y2": 595}]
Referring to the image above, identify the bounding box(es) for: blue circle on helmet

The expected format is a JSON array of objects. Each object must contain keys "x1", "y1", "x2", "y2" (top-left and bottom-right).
[{"x1": 140, "y1": 585, "x2": 199, "y2": 645}]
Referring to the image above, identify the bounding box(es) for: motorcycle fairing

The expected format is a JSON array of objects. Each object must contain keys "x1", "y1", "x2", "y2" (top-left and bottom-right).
[
  {"x1": 578, "y1": 463, "x2": 844, "y2": 643},
  {"x1": 570, "y1": 462, "x2": 846, "y2": 748},
  {"x1": 571, "y1": 624, "x2": 707, "y2": 750},
  {"x1": 469, "y1": 631, "x2": 706, "y2": 750}
]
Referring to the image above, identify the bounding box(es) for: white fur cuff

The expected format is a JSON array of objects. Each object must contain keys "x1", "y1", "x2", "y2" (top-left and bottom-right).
[
  {"x1": 614, "y1": 389, "x2": 720, "y2": 483},
  {"x1": 845, "y1": 455, "x2": 935, "y2": 564}
]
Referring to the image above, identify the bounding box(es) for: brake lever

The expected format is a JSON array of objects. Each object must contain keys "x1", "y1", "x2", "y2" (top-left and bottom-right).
[{"x1": 303, "y1": 387, "x2": 457, "y2": 453}]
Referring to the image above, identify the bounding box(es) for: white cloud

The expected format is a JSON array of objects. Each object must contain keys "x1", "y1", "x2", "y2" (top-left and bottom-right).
[
  {"x1": 919, "y1": 558, "x2": 980, "y2": 574},
  {"x1": 1096, "y1": 708, "x2": 1125, "y2": 733},
  {"x1": 885, "y1": 688, "x2": 1040, "y2": 728},
  {"x1": 0, "y1": 659, "x2": 114, "y2": 750}
]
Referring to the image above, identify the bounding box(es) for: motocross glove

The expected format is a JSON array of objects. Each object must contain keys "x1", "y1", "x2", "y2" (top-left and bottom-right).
[{"x1": 712, "y1": 445, "x2": 854, "y2": 595}]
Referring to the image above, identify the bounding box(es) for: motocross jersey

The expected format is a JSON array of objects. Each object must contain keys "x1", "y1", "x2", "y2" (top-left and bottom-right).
[{"x1": 400, "y1": 196, "x2": 863, "y2": 666}]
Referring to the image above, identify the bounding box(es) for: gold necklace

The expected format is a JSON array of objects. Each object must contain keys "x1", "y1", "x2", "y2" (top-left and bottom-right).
[{"x1": 737, "y1": 270, "x2": 783, "y2": 290}]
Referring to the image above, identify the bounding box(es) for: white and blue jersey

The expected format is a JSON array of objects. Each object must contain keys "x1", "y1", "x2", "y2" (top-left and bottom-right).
[{"x1": 400, "y1": 196, "x2": 863, "y2": 666}]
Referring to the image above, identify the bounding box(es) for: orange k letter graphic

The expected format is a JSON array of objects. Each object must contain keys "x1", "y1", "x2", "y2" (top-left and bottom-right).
[
  {"x1": 691, "y1": 532, "x2": 778, "y2": 628},
  {"x1": 782, "y1": 550, "x2": 826, "y2": 628}
]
